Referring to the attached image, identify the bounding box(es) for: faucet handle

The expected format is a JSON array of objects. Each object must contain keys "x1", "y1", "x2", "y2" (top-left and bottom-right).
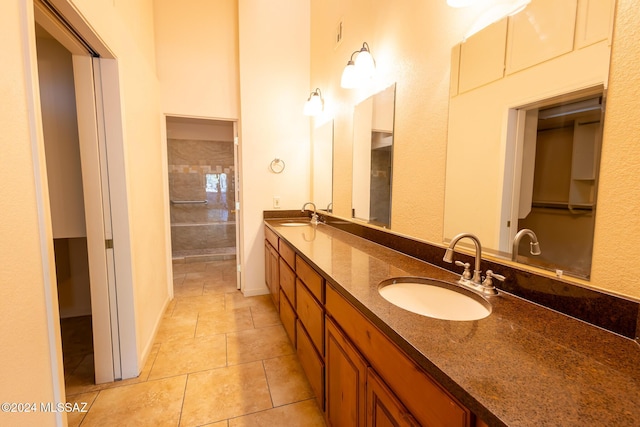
[
  {"x1": 454, "y1": 261, "x2": 472, "y2": 280},
  {"x1": 481, "y1": 270, "x2": 504, "y2": 295}
]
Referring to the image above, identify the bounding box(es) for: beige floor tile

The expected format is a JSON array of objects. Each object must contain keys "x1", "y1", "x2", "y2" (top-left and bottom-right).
[
  {"x1": 66, "y1": 391, "x2": 98, "y2": 427},
  {"x1": 225, "y1": 293, "x2": 273, "y2": 311},
  {"x1": 199, "y1": 421, "x2": 228, "y2": 427},
  {"x1": 172, "y1": 294, "x2": 226, "y2": 316},
  {"x1": 164, "y1": 299, "x2": 177, "y2": 318},
  {"x1": 195, "y1": 307, "x2": 254, "y2": 337},
  {"x1": 172, "y1": 263, "x2": 190, "y2": 275},
  {"x1": 184, "y1": 270, "x2": 221, "y2": 283},
  {"x1": 80, "y1": 376, "x2": 187, "y2": 427},
  {"x1": 263, "y1": 354, "x2": 314, "y2": 406},
  {"x1": 182, "y1": 262, "x2": 208, "y2": 273},
  {"x1": 250, "y1": 304, "x2": 281, "y2": 328},
  {"x1": 226, "y1": 325, "x2": 294, "y2": 366},
  {"x1": 228, "y1": 399, "x2": 326, "y2": 427},
  {"x1": 174, "y1": 281, "x2": 205, "y2": 298},
  {"x1": 203, "y1": 280, "x2": 240, "y2": 295},
  {"x1": 155, "y1": 312, "x2": 198, "y2": 342},
  {"x1": 148, "y1": 334, "x2": 227, "y2": 380},
  {"x1": 180, "y1": 362, "x2": 272, "y2": 426},
  {"x1": 64, "y1": 355, "x2": 110, "y2": 396}
]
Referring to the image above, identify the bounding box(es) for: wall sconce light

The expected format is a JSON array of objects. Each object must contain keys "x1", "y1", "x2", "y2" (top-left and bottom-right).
[
  {"x1": 340, "y1": 42, "x2": 376, "y2": 89},
  {"x1": 303, "y1": 88, "x2": 324, "y2": 116}
]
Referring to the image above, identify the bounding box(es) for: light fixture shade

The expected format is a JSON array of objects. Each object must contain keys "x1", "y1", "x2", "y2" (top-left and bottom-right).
[
  {"x1": 340, "y1": 60, "x2": 358, "y2": 88},
  {"x1": 303, "y1": 89, "x2": 324, "y2": 116},
  {"x1": 447, "y1": 0, "x2": 476, "y2": 7},
  {"x1": 354, "y1": 49, "x2": 375, "y2": 80},
  {"x1": 341, "y1": 42, "x2": 376, "y2": 89}
]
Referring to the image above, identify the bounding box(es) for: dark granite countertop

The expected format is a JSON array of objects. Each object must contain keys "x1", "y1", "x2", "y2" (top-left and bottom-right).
[{"x1": 265, "y1": 219, "x2": 640, "y2": 427}]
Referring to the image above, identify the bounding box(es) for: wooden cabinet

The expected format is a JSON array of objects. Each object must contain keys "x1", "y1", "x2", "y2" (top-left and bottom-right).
[
  {"x1": 326, "y1": 317, "x2": 367, "y2": 427},
  {"x1": 264, "y1": 225, "x2": 485, "y2": 427},
  {"x1": 280, "y1": 289, "x2": 296, "y2": 346},
  {"x1": 296, "y1": 255, "x2": 324, "y2": 302},
  {"x1": 265, "y1": 241, "x2": 279, "y2": 309},
  {"x1": 279, "y1": 239, "x2": 295, "y2": 269},
  {"x1": 297, "y1": 319, "x2": 325, "y2": 409},
  {"x1": 296, "y1": 278, "x2": 324, "y2": 354},
  {"x1": 279, "y1": 258, "x2": 295, "y2": 306},
  {"x1": 326, "y1": 284, "x2": 471, "y2": 427},
  {"x1": 367, "y1": 368, "x2": 419, "y2": 427}
]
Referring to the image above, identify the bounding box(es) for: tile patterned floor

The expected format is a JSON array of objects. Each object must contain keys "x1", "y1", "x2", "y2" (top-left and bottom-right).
[{"x1": 62, "y1": 259, "x2": 325, "y2": 426}]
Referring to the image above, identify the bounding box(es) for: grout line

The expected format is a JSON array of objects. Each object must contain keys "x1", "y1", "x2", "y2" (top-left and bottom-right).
[
  {"x1": 177, "y1": 373, "x2": 189, "y2": 427},
  {"x1": 261, "y1": 359, "x2": 275, "y2": 409}
]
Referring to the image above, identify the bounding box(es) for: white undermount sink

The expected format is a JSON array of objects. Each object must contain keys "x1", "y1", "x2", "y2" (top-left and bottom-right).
[
  {"x1": 279, "y1": 221, "x2": 309, "y2": 227},
  {"x1": 378, "y1": 277, "x2": 491, "y2": 321}
]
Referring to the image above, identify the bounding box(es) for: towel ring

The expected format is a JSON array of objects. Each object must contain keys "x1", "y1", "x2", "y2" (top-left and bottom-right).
[{"x1": 269, "y1": 158, "x2": 286, "y2": 174}]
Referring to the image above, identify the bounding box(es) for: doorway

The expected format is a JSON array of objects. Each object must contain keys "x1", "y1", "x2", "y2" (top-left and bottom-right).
[
  {"x1": 506, "y1": 90, "x2": 604, "y2": 279},
  {"x1": 166, "y1": 117, "x2": 239, "y2": 264},
  {"x1": 32, "y1": 0, "x2": 138, "y2": 392}
]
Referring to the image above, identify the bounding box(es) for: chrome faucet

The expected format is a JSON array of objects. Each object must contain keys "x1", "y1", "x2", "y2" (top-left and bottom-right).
[
  {"x1": 443, "y1": 232, "x2": 502, "y2": 296},
  {"x1": 301, "y1": 202, "x2": 319, "y2": 224},
  {"x1": 443, "y1": 233, "x2": 483, "y2": 285},
  {"x1": 512, "y1": 229, "x2": 542, "y2": 261}
]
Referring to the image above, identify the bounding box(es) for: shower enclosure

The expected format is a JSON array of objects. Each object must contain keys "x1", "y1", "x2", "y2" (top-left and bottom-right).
[{"x1": 167, "y1": 118, "x2": 236, "y2": 260}]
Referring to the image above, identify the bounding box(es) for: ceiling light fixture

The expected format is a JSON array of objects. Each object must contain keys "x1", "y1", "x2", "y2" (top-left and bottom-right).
[
  {"x1": 340, "y1": 42, "x2": 376, "y2": 89},
  {"x1": 303, "y1": 88, "x2": 324, "y2": 116}
]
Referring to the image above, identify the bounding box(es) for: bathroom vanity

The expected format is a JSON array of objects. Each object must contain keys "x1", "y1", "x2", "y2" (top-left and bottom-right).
[{"x1": 264, "y1": 214, "x2": 640, "y2": 426}]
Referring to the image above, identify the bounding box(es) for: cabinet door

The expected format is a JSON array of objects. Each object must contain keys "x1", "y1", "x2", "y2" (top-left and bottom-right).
[
  {"x1": 266, "y1": 242, "x2": 279, "y2": 309},
  {"x1": 326, "y1": 317, "x2": 367, "y2": 427},
  {"x1": 279, "y1": 289, "x2": 296, "y2": 347},
  {"x1": 367, "y1": 368, "x2": 419, "y2": 427},
  {"x1": 297, "y1": 279, "x2": 324, "y2": 354},
  {"x1": 297, "y1": 320, "x2": 324, "y2": 409}
]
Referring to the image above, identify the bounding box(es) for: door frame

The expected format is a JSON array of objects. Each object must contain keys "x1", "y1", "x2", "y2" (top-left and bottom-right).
[
  {"x1": 27, "y1": 0, "x2": 138, "y2": 392},
  {"x1": 163, "y1": 116, "x2": 242, "y2": 290}
]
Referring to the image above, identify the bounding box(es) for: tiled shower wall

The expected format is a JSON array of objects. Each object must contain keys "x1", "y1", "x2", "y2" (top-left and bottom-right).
[{"x1": 168, "y1": 138, "x2": 236, "y2": 259}]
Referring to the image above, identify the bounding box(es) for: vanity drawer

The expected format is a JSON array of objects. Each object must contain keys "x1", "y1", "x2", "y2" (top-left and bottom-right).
[
  {"x1": 279, "y1": 239, "x2": 296, "y2": 269},
  {"x1": 326, "y1": 284, "x2": 471, "y2": 427},
  {"x1": 279, "y1": 289, "x2": 296, "y2": 347},
  {"x1": 279, "y1": 258, "x2": 295, "y2": 306},
  {"x1": 296, "y1": 278, "x2": 324, "y2": 355},
  {"x1": 296, "y1": 319, "x2": 324, "y2": 409},
  {"x1": 296, "y1": 256, "x2": 324, "y2": 302},
  {"x1": 265, "y1": 226, "x2": 278, "y2": 249}
]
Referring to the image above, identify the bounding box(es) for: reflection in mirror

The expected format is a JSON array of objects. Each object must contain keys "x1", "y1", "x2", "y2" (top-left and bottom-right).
[
  {"x1": 509, "y1": 91, "x2": 604, "y2": 278},
  {"x1": 444, "y1": 0, "x2": 614, "y2": 279},
  {"x1": 352, "y1": 84, "x2": 396, "y2": 228},
  {"x1": 312, "y1": 120, "x2": 334, "y2": 212}
]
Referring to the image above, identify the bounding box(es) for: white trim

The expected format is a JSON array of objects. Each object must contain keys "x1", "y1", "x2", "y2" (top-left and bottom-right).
[
  {"x1": 97, "y1": 58, "x2": 139, "y2": 379},
  {"x1": 160, "y1": 115, "x2": 174, "y2": 300},
  {"x1": 72, "y1": 54, "x2": 116, "y2": 383}
]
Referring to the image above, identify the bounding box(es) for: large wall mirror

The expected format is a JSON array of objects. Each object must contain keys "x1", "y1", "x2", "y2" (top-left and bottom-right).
[
  {"x1": 352, "y1": 84, "x2": 396, "y2": 228},
  {"x1": 313, "y1": 120, "x2": 334, "y2": 212},
  {"x1": 444, "y1": 0, "x2": 615, "y2": 279}
]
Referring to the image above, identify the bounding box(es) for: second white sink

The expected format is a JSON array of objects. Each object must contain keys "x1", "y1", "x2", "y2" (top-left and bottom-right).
[{"x1": 378, "y1": 277, "x2": 491, "y2": 321}]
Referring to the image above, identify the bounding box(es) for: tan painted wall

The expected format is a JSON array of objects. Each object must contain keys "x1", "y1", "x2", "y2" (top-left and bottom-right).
[
  {"x1": 154, "y1": 0, "x2": 240, "y2": 119},
  {"x1": 238, "y1": 0, "x2": 311, "y2": 294},
  {"x1": 591, "y1": 0, "x2": 640, "y2": 298},
  {"x1": 1, "y1": 2, "x2": 64, "y2": 425},
  {"x1": 312, "y1": 0, "x2": 640, "y2": 300},
  {"x1": 1, "y1": 0, "x2": 170, "y2": 423}
]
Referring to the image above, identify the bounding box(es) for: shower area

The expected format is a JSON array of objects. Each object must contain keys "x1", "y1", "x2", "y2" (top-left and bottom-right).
[{"x1": 166, "y1": 117, "x2": 237, "y2": 260}]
